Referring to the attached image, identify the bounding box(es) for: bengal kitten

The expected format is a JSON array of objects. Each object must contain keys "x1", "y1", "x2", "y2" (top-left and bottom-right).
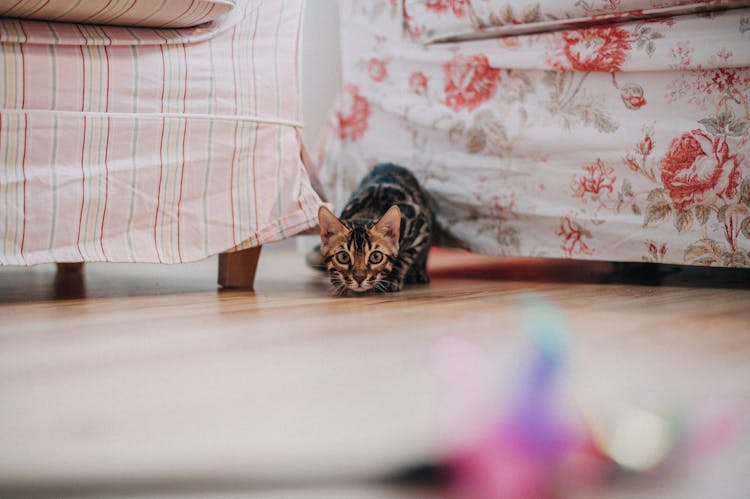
[{"x1": 317, "y1": 163, "x2": 434, "y2": 295}]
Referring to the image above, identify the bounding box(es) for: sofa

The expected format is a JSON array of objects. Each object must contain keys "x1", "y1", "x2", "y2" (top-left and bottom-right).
[
  {"x1": 315, "y1": 0, "x2": 750, "y2": 268},
  {"x1": 0, "y1": 0, "x2": 323, "y2": 287}
]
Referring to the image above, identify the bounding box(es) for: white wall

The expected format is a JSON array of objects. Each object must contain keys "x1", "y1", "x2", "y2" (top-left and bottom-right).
[
  {"x1": 301, "y1": 0, "x2": 342, "y2": 147},
  {"x1": 297, "y1": 1, "x2": 341, "y2": 251}
]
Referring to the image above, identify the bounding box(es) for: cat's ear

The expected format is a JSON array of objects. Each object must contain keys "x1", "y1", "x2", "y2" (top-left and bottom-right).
[
  {"x1": 318, "y1": 205, "x2": 347, "y2": 251},
  {"x1": 373, "y1": 205, "x2": 401, "y2": 247}
]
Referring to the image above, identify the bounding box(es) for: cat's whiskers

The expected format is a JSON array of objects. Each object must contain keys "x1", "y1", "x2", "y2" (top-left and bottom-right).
[
  {"x1": 327, "y1": 274, "x2": 350, "y2": 296},
  {"x1": 374, "y1": 277, "x2": 398, "y2": 293}
]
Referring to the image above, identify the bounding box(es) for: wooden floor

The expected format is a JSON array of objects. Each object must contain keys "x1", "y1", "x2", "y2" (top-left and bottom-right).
[{"x1": 1, "y1": 243, "x2": 749, "y2": 498}]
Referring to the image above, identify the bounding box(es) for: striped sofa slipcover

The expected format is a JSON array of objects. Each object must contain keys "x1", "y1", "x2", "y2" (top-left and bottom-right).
[{"x1": 0, "y1": 0, "x2": 322, "y2": 285}]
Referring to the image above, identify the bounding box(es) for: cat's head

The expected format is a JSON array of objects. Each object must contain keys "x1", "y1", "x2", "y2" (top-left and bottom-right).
[{"x1": 318, "y1": 205, "x2": 401, "y2": 294}]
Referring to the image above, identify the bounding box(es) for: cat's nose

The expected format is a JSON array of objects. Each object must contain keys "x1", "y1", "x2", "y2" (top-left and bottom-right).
[{"x1": 353, "y1": 272, "x2": 366, "y2": 284}]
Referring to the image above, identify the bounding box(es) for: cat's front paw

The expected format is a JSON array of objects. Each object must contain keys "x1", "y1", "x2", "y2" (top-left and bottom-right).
[
  {"x1": 380, "y1": 281, "x2": 402, "y2": 293},
  {"x1": 405, "y1": 270, "x2": 430, "y2": 284}
]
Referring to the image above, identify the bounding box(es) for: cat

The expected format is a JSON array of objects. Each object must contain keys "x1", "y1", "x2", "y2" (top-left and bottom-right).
[{"x1": 317, "y1": 163, "x2": 434, "y2": 295}]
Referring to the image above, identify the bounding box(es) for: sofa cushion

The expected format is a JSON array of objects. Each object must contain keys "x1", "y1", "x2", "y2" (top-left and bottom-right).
[
  {"x1": 404, "y1": 0, "x2": 750, "y2": 42},
  {"x1": 0, "y1": 0, "x2": 236, "y2": 28}
]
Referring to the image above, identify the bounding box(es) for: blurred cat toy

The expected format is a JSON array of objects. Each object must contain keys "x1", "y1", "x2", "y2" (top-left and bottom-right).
[{"x1": 423, "y1": 296, "x2": 739, "y2": 499}]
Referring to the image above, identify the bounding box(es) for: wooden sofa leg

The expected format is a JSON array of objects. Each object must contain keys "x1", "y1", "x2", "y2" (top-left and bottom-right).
[
  {"x1": 57, "y1": 262, "x2": 84, "y2": 274},
  {"x1": 218, "y1": 246, "x2": 262, "y2": 289}
]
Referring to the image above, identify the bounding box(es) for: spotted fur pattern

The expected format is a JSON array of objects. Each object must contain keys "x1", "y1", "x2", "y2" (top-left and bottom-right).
[{"x1": 318, "y1": 163, "x2": 434, "y2": 295}]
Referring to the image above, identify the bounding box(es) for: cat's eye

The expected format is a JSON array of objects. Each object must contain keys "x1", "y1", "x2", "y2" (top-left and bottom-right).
[
  {"x1": 335, "y1": 251, "x2": 350, "y2": 265},
  {"x1": 369, "y1": 251, "x2": 384, "y2": 264}
]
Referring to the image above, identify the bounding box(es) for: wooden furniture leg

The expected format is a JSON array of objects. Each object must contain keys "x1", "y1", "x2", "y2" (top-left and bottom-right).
[
  {"x1": 218, "y1": 246, "x2": 262, "y2": 289},
  {"x1": 56, "y1": 262, "x2": 84, "y2": 274},
  {"x1": 54, "y1": 262, "x2": 86, "y2": 299}
]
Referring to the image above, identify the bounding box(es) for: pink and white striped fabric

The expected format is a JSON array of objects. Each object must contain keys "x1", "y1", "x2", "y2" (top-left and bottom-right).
[
  {"x1": 0, "y1": 0, "x2": 323, "y2": 266},
  {"x1": 0, "y1": 0, "x2": 235, "y2": 28}
]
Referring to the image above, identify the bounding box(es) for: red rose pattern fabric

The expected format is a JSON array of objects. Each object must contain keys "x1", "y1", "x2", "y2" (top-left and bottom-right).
[
  {"x1": 443, "y1": 54, "x2": 502, "y2": 112},
  {"x1": 404, "y1": 0, "x2": 740, "y2": 43},
  {"x1": 557, "y1": 217, "x2": 594, "y2": 257},
  {"x1": 410, "y1": 71, "x2": 429, "y2": 95},
  {"x1": 556, "y1": 27, "x2": 632, "y2": 72},
  {"x1": 424, "y1": 0, "x2": 468, "y2": 16},
  {"x1": 572, "y1": 160, "x2": 617, "y2": 202},
  {"x1": 317, "y1": 1, "x2": 750, "y2": 267},
  {"x1": 367, "y1": 58, "x2": 389, "y2": 82},
  {"x1": 659, "y1": 130, "x2": 742, "y2": 212},
  {"x1": 620, "y1": 84, "x2": 647, "y2": 109},
  {"x1": 333, "y1": 84, "x2": 371, "y2": 142}
]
